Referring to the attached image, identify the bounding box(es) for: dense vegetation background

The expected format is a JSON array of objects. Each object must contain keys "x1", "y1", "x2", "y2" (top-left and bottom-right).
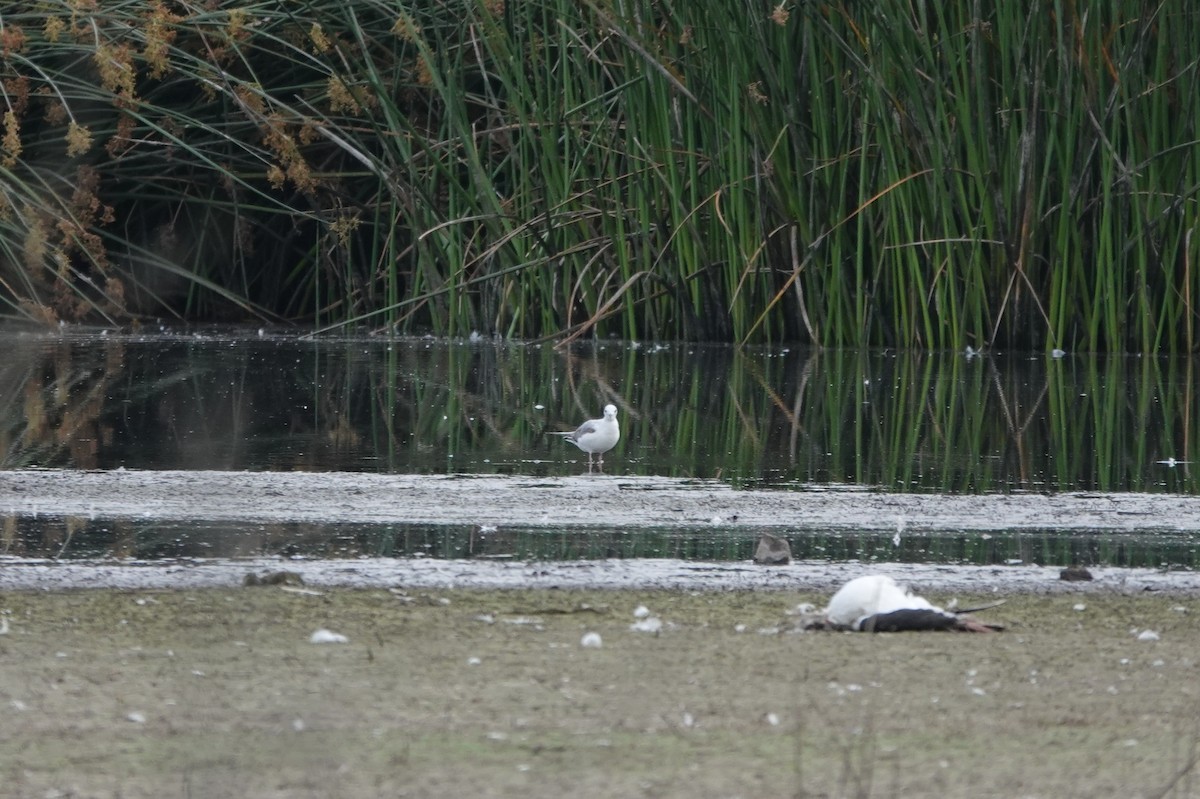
[{"x1": 1, "y1": 1, "x2": 1198, "y2": 350}]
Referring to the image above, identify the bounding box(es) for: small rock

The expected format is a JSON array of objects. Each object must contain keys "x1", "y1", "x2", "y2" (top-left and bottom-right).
[
  {"x1": 1137, "y1": 630, "x2": 1160, "y2": 642},
  {"x1": 244, "y1": 571, "x2": 305, "y2": 587},
  {"x1": 753, "y1": 534, "x2": 792, "y2": 565},
  {"x1": 1060, "y1": 566, "x2": 1094, "y2": 582},
  {"x1": 580, "y1": 632, "x2": 602, "y2": 648}
]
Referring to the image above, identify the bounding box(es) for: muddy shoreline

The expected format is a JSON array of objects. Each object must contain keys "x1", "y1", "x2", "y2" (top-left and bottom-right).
[
  {"x1": 5, "y1": 468, "x2": 1200, "y2": 530},
  {"x1": 6, "y1": 468, "x2": 1200, "y2": 796},
  {"x1": 4, "y1": 468, "x2": 1200, "y2": 594},
  {"x1": 3, "y1": 554, "x2": 1200, "y2": 595}
]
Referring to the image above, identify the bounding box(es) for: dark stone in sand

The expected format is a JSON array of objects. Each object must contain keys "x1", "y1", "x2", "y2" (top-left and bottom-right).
[{"x1": 1060, "y1": 566, "x2": 1094, "y2": 582}]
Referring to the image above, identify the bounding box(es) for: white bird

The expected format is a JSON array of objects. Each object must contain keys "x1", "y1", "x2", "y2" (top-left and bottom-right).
[
  {"x1": 551, "y1": 404, "x2": 620, "y2": 467},
  {"x1": 819, "y1": 575, "x2": 1001, "y2": 633}
]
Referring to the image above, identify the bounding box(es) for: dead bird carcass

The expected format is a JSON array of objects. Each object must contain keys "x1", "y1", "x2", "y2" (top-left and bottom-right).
[{"x1": 799, "y1": 575, "x2": 1004, "y2": 633}]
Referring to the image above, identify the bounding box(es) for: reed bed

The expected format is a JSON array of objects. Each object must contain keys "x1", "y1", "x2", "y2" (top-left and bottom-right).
[{"x1": 1, "y1": 1, "x2": 1198, "y2": 350}]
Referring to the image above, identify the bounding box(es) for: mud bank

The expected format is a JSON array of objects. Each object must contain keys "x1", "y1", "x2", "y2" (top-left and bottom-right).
[
  {"x1": 4, "y1": 556, "x2": 1200, "y2": 595},
  {"x1": 4, "y1": 468, "x2": 1200, "y2": 531},
  {"x1": 4, "y1": 468, "x2": 1200, "y2": 593}
]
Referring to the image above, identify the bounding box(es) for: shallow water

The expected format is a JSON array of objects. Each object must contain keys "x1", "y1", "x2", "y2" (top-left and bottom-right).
[
  {"x1": 9, "y1": 517, "x2": 1200, "y2": 568},
  {"x1": 2, "y1": 327, "x2": 1199, "y2": 566},
  {"x1": 3, "y1": 327, "x2": 1198, "y2": 490}
]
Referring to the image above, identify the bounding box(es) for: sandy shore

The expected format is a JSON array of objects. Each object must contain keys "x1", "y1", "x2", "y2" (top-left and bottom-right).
[{"x1": 2, "y1": 587, "x2": 1197, "y2": 798}]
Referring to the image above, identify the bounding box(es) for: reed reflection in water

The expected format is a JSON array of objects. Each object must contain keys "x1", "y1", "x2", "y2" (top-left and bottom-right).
[
  {"x1": 1, "y1": 331, "x2": 1198, "y2": 494},
  {"x1": 6, "y1": 517, "x2": 1200, "y2": 569}
]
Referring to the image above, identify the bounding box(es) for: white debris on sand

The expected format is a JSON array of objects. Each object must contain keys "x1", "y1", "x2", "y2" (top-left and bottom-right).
[
  {"x1": 310, "y1": 628, "x2": 349, "y2": 644},
  {"x1": 630, "y1": 604, "x2": 663, "y2": 633},
  {"x1": 580, "y1": 632, "x2": 602, "y2": 648},
  {"x1": 1136, "y1": 629, "x2": 1161, "y2": 642},
  {"x1": 630, "y1": 617, "x2": 663, "y2": 633}
]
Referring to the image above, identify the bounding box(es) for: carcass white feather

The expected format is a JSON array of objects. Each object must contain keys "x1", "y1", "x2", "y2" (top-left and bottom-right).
[{"x1": 824, "y1": 575, "x2": 951, "y2": 630}]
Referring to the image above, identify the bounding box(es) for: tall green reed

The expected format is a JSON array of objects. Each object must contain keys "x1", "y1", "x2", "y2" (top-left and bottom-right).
[{"x1": 1, "y1": 1, "x2": 1197, "y2": 350}]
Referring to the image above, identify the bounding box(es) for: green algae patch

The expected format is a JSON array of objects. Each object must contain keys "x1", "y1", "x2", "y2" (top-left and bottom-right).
[{"x1": 1, "y1": 587, "x2": 1198, "y2": 798}]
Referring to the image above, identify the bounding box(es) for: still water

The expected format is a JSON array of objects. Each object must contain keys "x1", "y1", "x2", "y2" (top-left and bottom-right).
[{"x1": 3, "y1": 328, "x2": 1199, "y2": 565}]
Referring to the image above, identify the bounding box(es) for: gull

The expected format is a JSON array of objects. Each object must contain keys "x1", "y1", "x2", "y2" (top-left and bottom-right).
[{"x1": 551, "y1": 404, "x2": 620, "y2": 467}]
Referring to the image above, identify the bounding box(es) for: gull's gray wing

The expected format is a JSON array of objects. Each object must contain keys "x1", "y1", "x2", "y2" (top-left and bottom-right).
[{"x1": 571, "y1": 420, "x2": 598, "y2": 438}]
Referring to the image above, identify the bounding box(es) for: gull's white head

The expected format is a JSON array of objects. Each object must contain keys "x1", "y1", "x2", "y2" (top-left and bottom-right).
[{"x1": 603, "y1": 404, "x2": 618, "y2": 419}]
